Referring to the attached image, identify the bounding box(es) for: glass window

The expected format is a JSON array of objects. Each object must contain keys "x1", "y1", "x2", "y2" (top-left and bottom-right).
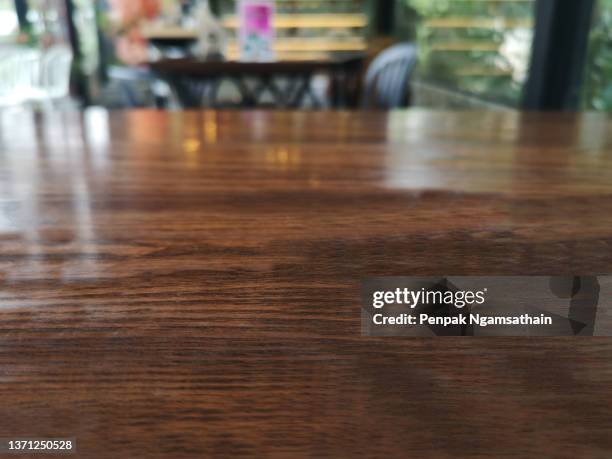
[
  {"x1": 0, "y1": 0, "x2": 19, "y2": 38},
  {"x1": 396, "y1": 0, "x2": 536, "y2": 106},
  {"x1": 583, "y1": 0, "x2": 612, "y2": 111}
]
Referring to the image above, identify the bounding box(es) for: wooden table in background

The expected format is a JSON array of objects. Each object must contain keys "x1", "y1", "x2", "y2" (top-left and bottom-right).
[
  {"x1": 0, "y1": 110, "x2": 611, "y2": 458},
  {"x1": 149, "y1": 56, "x2": 364, "y2": 108}
]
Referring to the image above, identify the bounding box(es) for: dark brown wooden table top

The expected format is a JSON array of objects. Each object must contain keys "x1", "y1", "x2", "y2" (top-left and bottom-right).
[
  {"x1": 149, "y1": 55, "x2": 365, "y2": 76},
  {"x1": 1, "y1": 109, "x2": 611, "y2": 458}
]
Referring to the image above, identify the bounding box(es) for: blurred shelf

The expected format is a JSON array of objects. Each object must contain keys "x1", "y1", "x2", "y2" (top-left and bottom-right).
[
  {"x1": 430, "y1": 41, "x2": 501, "y2": 52},
  {"x1": 454, "y1": 67, "x2": 513, "y2": 76},
  {"x1": 227, "y1": 38, "x2": 367, "y2": 54},
  {"x1": 224, "y1": 50, "x2": 332, "y2": 61},
  {"x1": 273, "y1": 0, "x2": 360, "y2": 1},
  {"x1": 446, "y1": 0, "x2": 533, "y2": 2},
  {"x1": 221, "y1": 14, "x2": 368, "y2": 29},
  {"x1": 424, "y1": 17, "x2": 532, "y2": 29}
]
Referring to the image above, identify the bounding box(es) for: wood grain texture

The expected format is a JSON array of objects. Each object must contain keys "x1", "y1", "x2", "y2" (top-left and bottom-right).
[{"x1": 0, "y1": 109, "x2": 611, "y2": 458}]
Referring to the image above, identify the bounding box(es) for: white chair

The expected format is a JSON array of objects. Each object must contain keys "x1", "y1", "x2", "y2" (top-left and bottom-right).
[
  {"x1": 40, "y1": 45, "x2": 73, "y2": 101},
  {"x1": 14, "y1": 48, "x2": 43, "y2": 102},
  {"x1": 0, "y1": 45, "x2": 73, "y2": 109},
  {"x1": 0, "y1": 54, "x2": 17, "y2": 106},
  {"x1": 24, "y1": 45, "x2": 73, "y2": 108},
  {"x1": 0, "y1": 46, "x2": 35, "y2": 107}
]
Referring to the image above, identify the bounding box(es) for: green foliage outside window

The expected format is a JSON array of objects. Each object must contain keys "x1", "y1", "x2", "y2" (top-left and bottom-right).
[
  {"x1": 397, "y1": 0, "x2": 535, "y2": 106},
  {"x1": 583, "y1": 0, "x2": 612, "y2": 111}
]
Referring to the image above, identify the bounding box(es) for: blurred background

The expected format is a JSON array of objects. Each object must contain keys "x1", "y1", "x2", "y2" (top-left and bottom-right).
[{"x1": 0, "y1": 0, "x2": 610, "y2": 112}]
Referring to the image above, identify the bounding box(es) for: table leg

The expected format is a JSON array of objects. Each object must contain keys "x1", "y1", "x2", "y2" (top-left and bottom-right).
[
  {"x1": 231, "y1": 77, "x2": 257, "y2": 107},
  {"x1": 292, "y1": 74, "x2": 321, "y2": 109},
  {"x1": 171, "y1": 77, "x2": 210, "y2": 109}
]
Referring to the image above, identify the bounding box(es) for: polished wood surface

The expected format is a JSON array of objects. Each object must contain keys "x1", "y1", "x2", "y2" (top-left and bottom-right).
[{"x1": 0, "y1": 109, "x2": 611, "y2": 458}]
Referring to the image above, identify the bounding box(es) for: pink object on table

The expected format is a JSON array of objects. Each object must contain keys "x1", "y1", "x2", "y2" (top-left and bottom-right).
[{"x1": 238, "y1": 0, "x2": 275, "y2": 62}]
